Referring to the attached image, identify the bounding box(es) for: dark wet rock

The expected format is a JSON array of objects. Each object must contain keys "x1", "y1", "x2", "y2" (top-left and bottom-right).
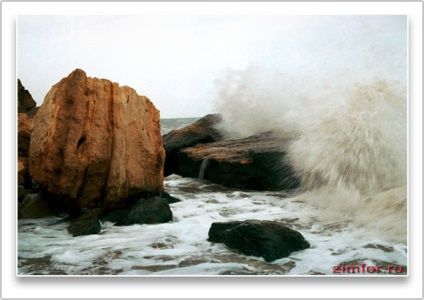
[
  {"x1": 102, "y1": 197, "x2": 172, "y2": 226},
  {"x1": 18, "y1": 185, "x2": 26, "y2": 201},
  {"x1": 68, "y1": 209, "x2": 102, "y2": 237},
  {"x1": 161, "y1": 191, "x2": 181, "y2": 204},
  {"x1": 18, "y1": 79, "x2": 38, "y2": 117},
  {"x1": 18, "y1": 157, "x2": 34, "y2": 189},
  {"x1": 163, "y1": 114, "x2": 223, "y2": 176},
  {"x1": 178, "y1": 132, "x2": 300, "y2": 191},
  {"x1": 18, "y1": 192, "x2": 71, "y2": 219},
  {"x1": 18, "y1": 113, "x2": 34, "y2": 158},
  {"x1": 208, "y1": 220, "x2": 310, "y2": 262}
]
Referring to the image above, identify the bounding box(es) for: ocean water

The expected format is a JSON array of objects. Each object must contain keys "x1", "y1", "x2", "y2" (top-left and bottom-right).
[
  {"x1": 161, "y1": 118, "x2": 199, "y2": 135},
  {"x1": 18, "y1": 110, "x2": 407, "y2": 276},
  {"x1": 18, "y1": 173, "x2": 407, "y2": 276}
]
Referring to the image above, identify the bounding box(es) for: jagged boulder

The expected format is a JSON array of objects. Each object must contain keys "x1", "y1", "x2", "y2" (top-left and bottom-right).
[
  {"x1": 208, "y1": 220, "x2": 310, "y2": 262},
  {"x1": 28, "y1": 69, "x2": 165, "y2": 211},
  {"x1": 163, "y1": 114, "x2": 222, "y2": 176},
  {"x1": 177, "y1": 132, "x2": 300, "y2": 191},
  {"x1": 18, "y1": 79, "x2": 38, "y2": 117}
]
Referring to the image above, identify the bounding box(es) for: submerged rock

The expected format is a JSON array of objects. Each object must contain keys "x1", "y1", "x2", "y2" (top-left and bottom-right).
[
  {"x1": 163, "y1": 114, "x2": 223, "y2": 176},
  {"x1": 28, "y1": 69, "x2": 165, "y2": 211},
  {"x1": 208, "y1": 220, "x2": 310, "y2": 262},
  {"x1": 178, "y1": 132, "x2": 300, "y2": 191}
]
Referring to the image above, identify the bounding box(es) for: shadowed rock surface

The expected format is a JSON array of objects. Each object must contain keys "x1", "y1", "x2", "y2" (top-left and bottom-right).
[
  {"x1": 178, "y1": 132, "x2": 300, "y2": 191},
  {"x1": 208, "y1": 220, "x2": 310, "y2": 262},
  {"x1": 18, "y1": 79, "x2": 38, "y2": 117},
  {"x1": 18, "y1": 113, "x2": 34, "y2": 158},
  {"x1": 28, "y1": 69, "x2": 165, "y2": 211},
  {"x1": 18, "y1": 157, "x2": 32, "y2": 187},
  {"x1": 163, "y1": 114, "x2": 223, "y2": 176},
  {"x1": 18, "y1": 192, "x2": 71, "y2": 219}
]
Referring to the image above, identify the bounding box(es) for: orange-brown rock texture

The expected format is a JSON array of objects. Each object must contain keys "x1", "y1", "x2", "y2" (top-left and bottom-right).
[{"x1": 28, "y1": 69, "x2": 165, "y2": 210}]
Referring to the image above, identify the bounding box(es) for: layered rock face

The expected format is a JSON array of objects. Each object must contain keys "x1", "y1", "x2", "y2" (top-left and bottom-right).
[
  {"x1": 162, "y1": 114, "x2": 222, "y2": 176},
  {"x1": 177, "y1": 132, "x2": 300, "y2": 191},
  {"x1": 28, "y1": 69, "x2": 165, "y2": 210}
]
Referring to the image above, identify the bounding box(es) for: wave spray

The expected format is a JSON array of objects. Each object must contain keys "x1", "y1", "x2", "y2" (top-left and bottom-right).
[{"x1": 214, "y1": 16, "x2": 407, "y2": 242}]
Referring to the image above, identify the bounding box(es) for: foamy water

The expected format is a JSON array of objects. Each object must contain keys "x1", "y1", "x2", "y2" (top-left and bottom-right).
[
  {"x1": 214, "y1": 16, "x2": 407, "y2": 245},
  {"x1": 18, "y1": 175, "x2": 406, "y2": 276}
]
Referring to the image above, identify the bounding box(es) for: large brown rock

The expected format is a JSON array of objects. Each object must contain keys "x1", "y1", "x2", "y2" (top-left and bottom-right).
[
  {"x1": 162, "y1": 114, "x2": 222, "y2": 176},
  {"x1": 177, "y1": 132, "x2": 300, "y2": 191},
  {"x1": 18, "y1": 79, "x2": 38, "y2": 117},
  {"x1": 28, "y1": 69, "x2": 165, "y2": 210}
]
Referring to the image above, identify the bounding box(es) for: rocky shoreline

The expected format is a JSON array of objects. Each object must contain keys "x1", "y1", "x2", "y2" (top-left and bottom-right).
[{"x1": 17, "y1": 69, "x2": 309, "y2": 263}]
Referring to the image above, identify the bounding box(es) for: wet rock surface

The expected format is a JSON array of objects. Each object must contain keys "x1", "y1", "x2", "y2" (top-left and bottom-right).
[
  {"x1": 18, "y1": 113, "x2": 34, "y2": 158},
  {"x1": 178, "y1": 132, "x2": 300, "y2": 191},
  {"x1": 68, "y1": 209, "x2": 102, "y2": 237},
  {"x1": 163, "y1": 114, "x2": 223, "y2": 176},
  {"x1": 208, "y1": 220, "x2": 310, "y2": 262},
  {"x1": 102, "y1": 197, "x2": 173, "y2": 226}
]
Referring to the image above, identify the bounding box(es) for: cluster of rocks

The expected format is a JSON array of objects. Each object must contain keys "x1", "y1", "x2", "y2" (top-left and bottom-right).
[
  {"x1": 17, "y1": 69, "x2": 309, "y2": 261},
  {"x1": 163, "y1": 115, "x2": 300, "y2": 191}
]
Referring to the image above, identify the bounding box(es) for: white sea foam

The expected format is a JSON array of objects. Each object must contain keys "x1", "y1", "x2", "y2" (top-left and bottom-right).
[
  {"x1": 214, "y1": 16, "x2": 407, "y2": 243},
  {"x1": 18, "y1": 175, "x2": 407, "y2": 276}
]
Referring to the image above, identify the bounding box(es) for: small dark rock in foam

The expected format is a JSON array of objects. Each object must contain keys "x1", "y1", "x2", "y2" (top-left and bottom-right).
[
  {"x1": 102, "y1": 197, "x2": 173, "y2": 226},
  {"x1": 208, "y1": 220, "x2": 310, "y2": 262},
  {"x1": 68, "y1": 209, "x2": 102, "y2": 237},
  {"x1": 163, "y1": 114, "x2": 223, "y2": 176}
]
